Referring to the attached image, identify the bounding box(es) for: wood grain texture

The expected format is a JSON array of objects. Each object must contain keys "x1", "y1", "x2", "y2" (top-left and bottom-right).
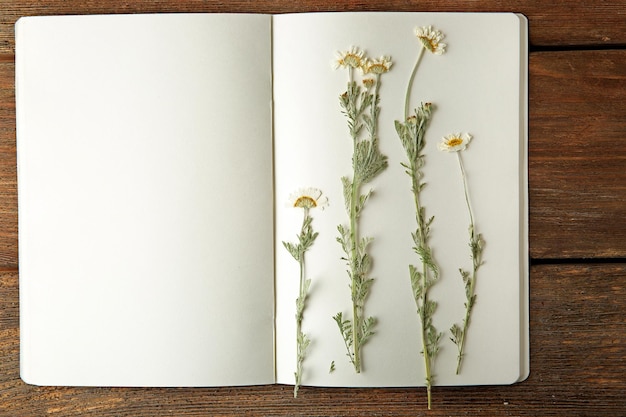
[
  {"x1": 0, "y1": 61, "x2": 17, "y2": 269},
  {"x1": 1, "y1": 0, "x2": 626, "y2": 56},
  {"x1": 1, "y1": 265, "x2": 625, "y2": 416},
  {"x1": 529, "y1": 50, "x2": 626, "y2": 259}
]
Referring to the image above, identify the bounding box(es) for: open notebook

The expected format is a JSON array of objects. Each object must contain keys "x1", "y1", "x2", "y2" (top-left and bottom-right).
[{"x1": 16, "y1": 12, "x2": 528, "y2": 388}]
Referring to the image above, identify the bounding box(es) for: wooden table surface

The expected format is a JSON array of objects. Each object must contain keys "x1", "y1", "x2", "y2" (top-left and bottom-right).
[{"x1": 1, "y1": 1, "x2": 625, "y2": 416}]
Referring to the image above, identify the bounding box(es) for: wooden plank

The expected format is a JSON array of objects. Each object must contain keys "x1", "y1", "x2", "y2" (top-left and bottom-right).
[
  {"x1": 1, "y1": 264, "x2": 625, "y2": 415},
  {"x1": 0, "y1": 61, "x2": 16, "y2": 269},
  {"x1": 1, "y1": 0, "x2": 626, "y2": 56},
  {"x1": 529, "y1": 50, "x2": 626, "y2": 259}
]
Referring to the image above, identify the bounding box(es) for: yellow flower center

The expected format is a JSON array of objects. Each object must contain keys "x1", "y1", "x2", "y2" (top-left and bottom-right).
[
  {"x1": 341, "y1": 53, "x2": 362, "y2": 68},
  {"x1": 367, "y1": 63, "x2": 388, "y2": 74},
  {"x1": 294, "y1": 196, "x2": 317, "y2": 209},
  {"x1": 447, "y1": 138, "x2": 464, "y2": 147},
  {"x1": 418, "y1": 36, "x2": 438, "y2": 52},
  {"x1": 363, "y1": 78, "x2": 375, "y2": 88}
]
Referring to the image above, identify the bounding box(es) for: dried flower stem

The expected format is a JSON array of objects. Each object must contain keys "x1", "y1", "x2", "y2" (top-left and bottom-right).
[
  {"x1": 283, "y1": 203, "x2": 321, "y2": 397},
  {"x1": 450, "y1": 152, "x2": 484, "y2": 375},
  {"x1": 395, "y1": 26, "x2": 447, "y2": 408},
  {"x1": 334, "y1": 52, "x2": 389, "y2": 373},
  {"x1": 457, "y1": 153, "x2": 475, "y2": 228},
  {"x1": 404, "y1": 47, "x2": 425, "y2": 120},
  {"x1": 395, "y1": 46, "x2": 441, "y2": 410}
]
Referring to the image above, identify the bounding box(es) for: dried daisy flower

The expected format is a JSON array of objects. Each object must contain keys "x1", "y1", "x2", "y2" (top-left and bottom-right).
[
  {"x1": 333, "y1": 45, "x2": 366, "y2": 71},
  {"x1": 405, "y1": 26, "x2": 447, "y2": 120},
  {"x1": 438, "y1": 132, "x2": 472, "y2": 152},
  {"x1": 415, "y1": 25, "x2": 447, "y2": 55},
  {"x1": 362, "y1": 78, "x2": 375, "y2": 90},
  {"x1": 333, "y1": 46, "x2": 391, "y2": 374},
  {"x1": 362, "y1": 55, "x2": 393, "y2": 75},
  {"x1": 283, "y1": 187, "x2": 327, "y2": 397},
  {"x1": 395, "y1": 24, "x2": 448, "y2": 410},
  {"x1": 440, "y1": 133, "x2": 485, "y2": 375},
  {"x1": 287, "y1": 187, "x2": 329, "y2": 210}
]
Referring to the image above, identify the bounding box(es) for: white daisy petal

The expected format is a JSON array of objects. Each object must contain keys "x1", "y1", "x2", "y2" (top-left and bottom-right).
[
  {"x1": 287, "y1": 187, "x2": 329, "y2": 210},
  {"x1": 415, "y1": 25, "x2": 447, "y2": 55},
  {"x1": 438, "y1": 133, "x2": 472, "y2": 152},
  {"x1": 363, "y1": 55, "x2": 393, "y2": 75},
  {"x1": 334, "y1": 46, "x2": 366, "y2": 70}
]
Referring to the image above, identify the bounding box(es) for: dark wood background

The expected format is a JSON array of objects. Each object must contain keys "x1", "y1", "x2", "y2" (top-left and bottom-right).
[{"x1": 1, "y1": 1, "x2": 625, "y2": 416}]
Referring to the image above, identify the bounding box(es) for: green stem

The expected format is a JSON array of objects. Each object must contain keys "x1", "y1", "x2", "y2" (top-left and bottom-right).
[
  {"x1": 455, "y1": 275, "x2": 475, "y2": 375},
  {"x1": 294, "y1": 209, "x2": 309, "y2": 398},
  {"x1": 372, "y1": 74, "x2": 381, "y2": 138},
  {"x1": 454, "y1": 152, "x2": 479, "y2": 375},
  {"x1": 400, "y1": 49, "x2": 436, "y2": 408},
  {"x1": 299, "y1": 209, "x2": 309, "y2": 298},
  {"x1": 350, "y1": 152, "x2": 361, "y2": 374},
  {"x1": 412, "y1": 168, "x2": 433, "y2": 410},
  {"x1": 404, "y1": 47, "x2": 425, "y2": 120},
  {"x1": 457, "y1": 153, "x2": 475, "y2": 230},
  {"x1": 422, "y1": 261, "x2": 433, "y2": 410}
]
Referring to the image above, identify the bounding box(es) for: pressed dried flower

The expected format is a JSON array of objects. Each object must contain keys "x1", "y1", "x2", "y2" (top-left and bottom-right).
[
  {"x1": 397, "y1": 24, "x2": 448, "y2": 409},
  {"x1": 283, "y1": 187, "x2": 327, "y2": 398},
  {"x1": 333, "y1": 46, "x2": 366, "y2": 69},
  {"x1": 333, "y1": 45, "x2": 390, "y2": 374},
  {"x1": 415, "y1": 25, "x2": 447, "y2": 55},
  {"x1": 363, "y1": 56, "x2": 393, "y2": 75},
  {"x1": 287, "y1": 187, "x2": 329, "y2": 210},
  {"x1": 442, "y1": 134, "x2": 484, "y2": 376},
  {"x1": 438, "y1": 133, "x2": 472, "y2": 152},
  {"x1": 362, "y1": 78, "x2": 375, "y2": 89}
]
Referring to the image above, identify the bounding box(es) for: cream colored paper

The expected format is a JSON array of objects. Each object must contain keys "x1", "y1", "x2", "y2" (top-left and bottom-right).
[
  {"x1": 16, "y1": 12, "x2": 527, "y2": 389},
  {"x1": 17, "y1": 13, "x2": 275, "y2": 386},
  {"x1": 273, "y1": 12, "x2": 528, "y2": 387}
]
